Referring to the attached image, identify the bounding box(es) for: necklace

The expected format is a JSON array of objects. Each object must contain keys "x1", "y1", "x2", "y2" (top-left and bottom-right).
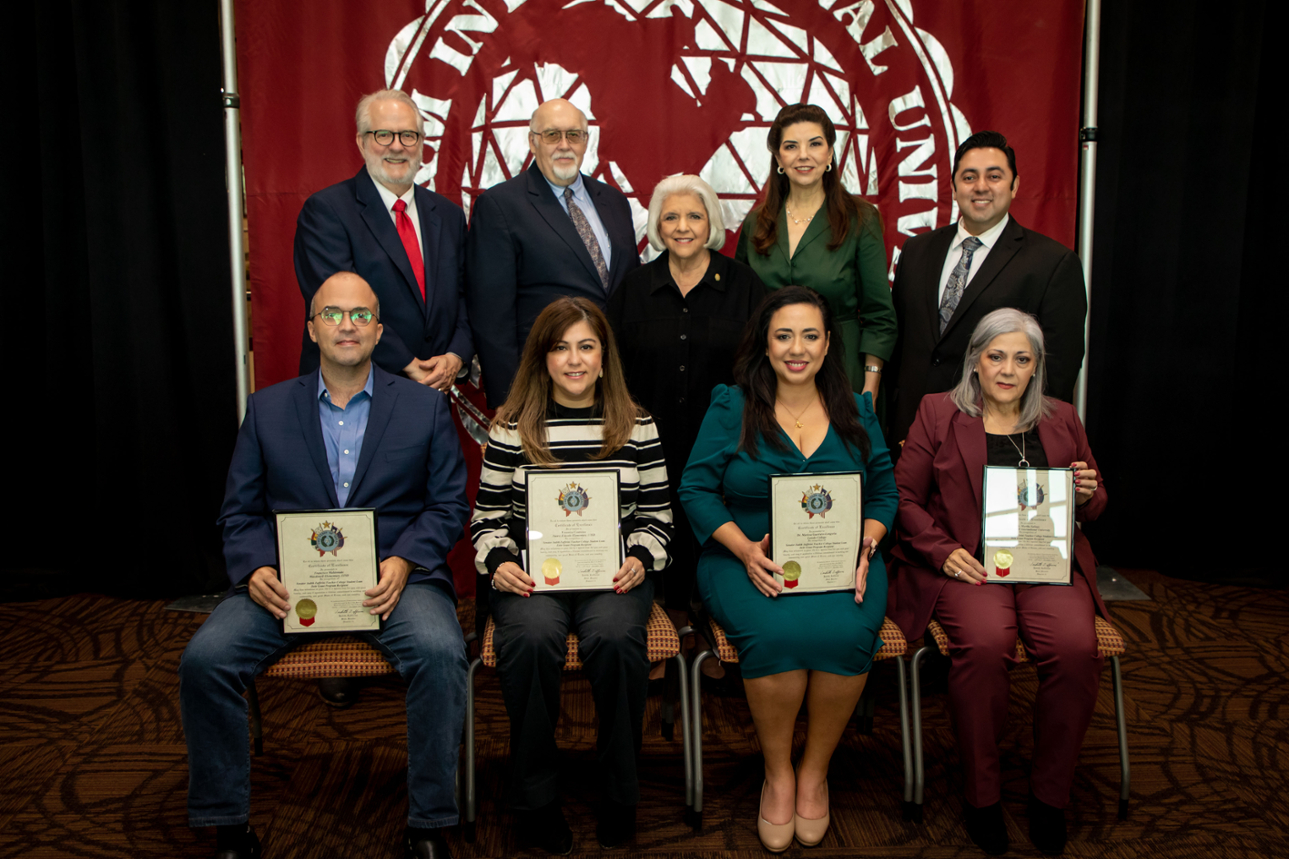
[
  {"x1": 786, "y1": 206, "x2": 817, "y2": 226},
  {"x1": 1005, "y1": 430, "x2": 1030, "y2": 468},
  {"x1": 777, "y1": 394, "x2": 817, "y2": 429}
]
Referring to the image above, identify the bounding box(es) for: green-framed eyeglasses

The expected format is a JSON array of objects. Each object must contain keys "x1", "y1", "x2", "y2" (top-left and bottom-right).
[{"x1": 312, "y1": 307, "x2": 377, "y2": 327}]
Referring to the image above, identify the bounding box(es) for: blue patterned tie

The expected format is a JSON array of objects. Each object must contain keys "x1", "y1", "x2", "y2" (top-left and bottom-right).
[
  {"x1": 564, "y1": 187, "x2": 609, "y2": 291},
  {"x1": 939, "y1": 236, "x2": 983, "y2": 334}
]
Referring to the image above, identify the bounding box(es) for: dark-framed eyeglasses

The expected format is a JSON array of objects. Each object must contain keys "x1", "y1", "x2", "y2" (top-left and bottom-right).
[
  {"x1": 532, "y1": 128, "x2": 586, "y2": 145},
  {"x1": 312, "y1": 306, "x2": 378, "y2": 327},
  {"x1": 365, "y1": 129, "x2": 422, "y2": 147}
]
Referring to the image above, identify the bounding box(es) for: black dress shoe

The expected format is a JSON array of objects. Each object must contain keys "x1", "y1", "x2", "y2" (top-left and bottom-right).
[
  {"x1": 963, "y1": 801, "x2": 1009, "y2": 855},
  {"x1": 405, "y1": 826, "x2": 453, "y2": 859},
  {"x1": 317, "y1": 677, "x2": 359, "y2": 708},
  {"x1": 516, "y1": 800, "x2": 574, "y2": 855},
  {"x1": 214, "y1": 823, "x2": 261, "y2": 859},
  {"x1": 596, "y1": 800, "x2": 636, "y2": 848},
  {"x1": 1027, "y1": 793, "x2": 1067, "y2": 855}
]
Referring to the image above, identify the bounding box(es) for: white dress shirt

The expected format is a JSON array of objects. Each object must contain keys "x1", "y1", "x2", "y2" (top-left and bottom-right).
[
  {"x1": 542, "y1": 172, "x2": 612, "y2": 269},
  {"x1": 371, "y1": 172, "x2": 423, "y2": 249},
  {"x1": 936, "y1": 214, "x2": 1010, "y2": 304}
]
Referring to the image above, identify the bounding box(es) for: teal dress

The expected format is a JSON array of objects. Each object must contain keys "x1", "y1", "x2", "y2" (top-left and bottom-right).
[{"x1": 678, "y1": 385, "x2": 898, "y2": 678}]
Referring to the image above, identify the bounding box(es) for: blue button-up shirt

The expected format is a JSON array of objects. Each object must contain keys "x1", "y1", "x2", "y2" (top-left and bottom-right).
[
  {"x1": 543, "y1": 172, "x2": 612, "y2": 268},
  {"x1": 318, "y1": 366, "x2": 374, "y2": 506}
]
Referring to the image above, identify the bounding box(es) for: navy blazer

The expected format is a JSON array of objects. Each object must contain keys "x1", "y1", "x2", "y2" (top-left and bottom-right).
[
  {"x1": 886, "y1": 217, "x2": 1087, "y2": 446},
  {"x1": 465, "y1": 165, "x2": 640, "y2": 407},
  {"x1": 295, "y1": 167, "x2": 473, "y2": 376},
  {"x1": 218, "y1": 365, "x2": 469, "y2": 594}
]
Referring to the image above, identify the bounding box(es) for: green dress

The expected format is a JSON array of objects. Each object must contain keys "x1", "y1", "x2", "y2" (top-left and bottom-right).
[
  {"x1": 678, "y1": 385, "x2": 898, "y2": 678},
  {"x1": 736, "y1": 207, "x2": 896, "y2": 392}
]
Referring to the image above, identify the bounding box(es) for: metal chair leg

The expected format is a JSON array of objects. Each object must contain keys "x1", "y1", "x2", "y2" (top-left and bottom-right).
[
  {"x1": 909, "y1": 645, "x2": 930, "y2": 819},
  {"x1": 464, "y1": 655, "x2": 480, "y2": 841},
  {"x1": 247, "y1": 679, "x2": 264, "y2": 757},
  {"x1": 687, "y1": 647, "x2": 711, "y2": 830},
  {"x1": 675, "y1": 625, "x2": 694, "y2": 811},
  {"x1": 1112, "y1": 654, "x2": 1130, "y2": 820},
  {"x1": 897, "y1": 655, "x2": 917, "y2": 820}
]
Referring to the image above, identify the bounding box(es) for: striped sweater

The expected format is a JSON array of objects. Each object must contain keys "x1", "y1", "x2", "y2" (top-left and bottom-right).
[{"x1": 470, "y1": 403, "x2": 674, "y2": 576}]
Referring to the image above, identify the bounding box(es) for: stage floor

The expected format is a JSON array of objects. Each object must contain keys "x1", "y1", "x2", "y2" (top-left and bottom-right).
[{"x1": 1, "y1": 569, "x2": 1285, "y2": 858}]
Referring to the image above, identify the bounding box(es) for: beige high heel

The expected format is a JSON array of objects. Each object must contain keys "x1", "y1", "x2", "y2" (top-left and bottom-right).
[
  {"x1": 757, "y1": 780, "x2": 795, "y2": 853},
  {"x1": 794, "y1": 780, "x2": 831, "y2": 847}
]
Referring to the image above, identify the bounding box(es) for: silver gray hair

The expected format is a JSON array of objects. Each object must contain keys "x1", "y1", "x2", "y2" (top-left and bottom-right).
[
  {"x1": 645, "y1": 175, "x2": 725, "y2": 251},
  {"x1": 355, "y1": 89, "x2": 422, "y2": 135},
  {"x1": 949, "y1": 307, "x2": 1053, "y2": 431}
]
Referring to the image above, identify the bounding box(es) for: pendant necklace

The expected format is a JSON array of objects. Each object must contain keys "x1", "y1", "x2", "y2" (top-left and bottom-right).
[
  {"x1": 779, "y1": 394, "x2": 817, "y2": 429},
  {"x1": 1006, "y1": 430, "x2": 1030, "y2": 468},
  {"x1": 786, "y1": 205, "x2": 817, "y2": 225}
]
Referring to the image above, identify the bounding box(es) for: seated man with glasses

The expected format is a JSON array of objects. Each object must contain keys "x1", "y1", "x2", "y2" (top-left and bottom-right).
[
  {"x1": 466, "y1": 98, "x2": 640, "y2": 408},
  {"x1": 179, "y1": 271, "x2": 470, "y2": 859},
  {"x1": 295, "y1": 89, "x2": 472, "y2": 395}
]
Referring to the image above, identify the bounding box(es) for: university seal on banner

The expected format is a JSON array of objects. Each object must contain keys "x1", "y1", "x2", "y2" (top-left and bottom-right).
[
  {"x1": 380, "y1": 0, "x2": 971, "y2": 263},
  {"x1": 557, "y1": 483, "x2": 591, "y2": 517},
  {"x1": 310, "y1": 521, "x2": 345, "y2": 557},
  {"x1": 801, "y1": 484, "x2": 834, "y2": 519}
]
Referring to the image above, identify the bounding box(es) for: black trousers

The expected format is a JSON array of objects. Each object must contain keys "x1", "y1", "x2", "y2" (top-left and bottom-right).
[{"x1": 491, "y1": 578, "x2": 654, "y2": 810}]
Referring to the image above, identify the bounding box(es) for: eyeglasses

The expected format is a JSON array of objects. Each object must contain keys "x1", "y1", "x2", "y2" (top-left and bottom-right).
[
  {"x1": 364, "y1": 129, "x2": 422, "y2": 147},
  {"x1": 532, "y1": 129, "x2": 587, "y2": 145},
  {"x1": 312, "y1": 306, "x2": 378, "y2": 327}
]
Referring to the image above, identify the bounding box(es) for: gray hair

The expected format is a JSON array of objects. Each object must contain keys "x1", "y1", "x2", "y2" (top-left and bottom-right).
[
  {"x1": 949, "y1": 307, "x2": 1053, "y2": 431},
  {"x1": 355, "y1": 89, "x2": 422, "y2": 135},
  {"x1": 645, "y1": 175, "x2": 725, "y2": 251}
]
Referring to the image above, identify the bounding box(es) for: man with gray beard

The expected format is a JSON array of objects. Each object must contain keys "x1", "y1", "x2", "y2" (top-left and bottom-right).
[{"x1": 466, "y1": 99, "x2": 639, "y2": 408}]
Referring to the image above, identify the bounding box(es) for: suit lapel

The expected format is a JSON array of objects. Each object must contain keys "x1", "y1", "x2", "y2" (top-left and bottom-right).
[
  {"x1": 415, "y1": 186, "x2": 441, "y2": 318},
  {"x1": 589, "y1": 177, "x2": 634, "y2": 289},
  {"x1": 292, "y1": 372, "x2": 341, "y2": 508},
  {"x1": 355, "y1": 168, "x2": 426, "y2": 310},
  {"x1": 347, "y1": 369, "x2": 397, "y2": 502},
  {"x1": 943, "y1": 218, "x2": 1023, "y2": 340},
  {"x1": 1035, "y1": 411, "x2": 1074, "y2": 468},
  {"x1": 951, "y1": 409, "x2": 988, "y2": 515},
  {"x1": 790, "y1": 208, "x2": 830, "y2": 258},
  {"x1": 921, "y1": 226, "x2": 956, "y2": 345},
  {"x1": 527, "y1": 167, "x2": 602, "y2": 286}
]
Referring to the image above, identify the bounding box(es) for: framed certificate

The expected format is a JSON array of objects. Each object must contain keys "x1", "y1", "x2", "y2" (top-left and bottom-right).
[
  {"x1": 981, "y1": 466, "x2": 1074, "y2": 585},
  {"x1": 274, "y1": 509, "x2": 382, "y2": 633},
  {"x1": 767, "y1": 471, "x2": 864, "y2": 594},
  {"x1": 525, "y1": 469, "x2": 623, "y2": 592}
]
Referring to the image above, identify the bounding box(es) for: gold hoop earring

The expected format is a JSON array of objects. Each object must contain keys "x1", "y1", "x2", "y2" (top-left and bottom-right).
[
  {"x1": 825, "y1": 163, "x2": 833, "y2": 172},
  {"x1": 776, "y1": 166, "x2": 785, "y2": 175}
]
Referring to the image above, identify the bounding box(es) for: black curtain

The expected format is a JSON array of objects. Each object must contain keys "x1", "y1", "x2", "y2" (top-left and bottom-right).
[
  {"x1": 1084, "y1": 0, "x2": 1284, "y2": 584},
  {"x1": 4, "y1": 1, "x2": 236, "y2": 599}
]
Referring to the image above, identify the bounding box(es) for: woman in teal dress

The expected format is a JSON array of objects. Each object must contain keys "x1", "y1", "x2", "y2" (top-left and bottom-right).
[
  {"x1": 679, "y1": 286, "x2": 897, "y2": 852},
  {"x1": 735, "y1": 103, "x2": 896, "y2": 408}
]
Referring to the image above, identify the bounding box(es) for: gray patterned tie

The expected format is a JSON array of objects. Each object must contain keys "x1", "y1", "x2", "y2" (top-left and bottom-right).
[
  {"x1": 564, "y1": 187, "x2": 609, "y2": 291},
  {"x1": 939, "y1": 236, "x2": 983, "y2": 334}
]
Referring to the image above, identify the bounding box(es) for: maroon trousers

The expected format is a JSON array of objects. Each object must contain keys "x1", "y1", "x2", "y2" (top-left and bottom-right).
[{"x1": 935, "y1": 573, "x2": 1103, "y2": 808}]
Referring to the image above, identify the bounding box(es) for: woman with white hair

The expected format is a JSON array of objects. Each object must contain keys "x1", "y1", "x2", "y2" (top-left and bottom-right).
[
  {"x1": 889, "y1": 307, "x2": 1107, "y2": 856},
  {"x1": 608, "y1": 175, "x2": 766, "y2": 616}
]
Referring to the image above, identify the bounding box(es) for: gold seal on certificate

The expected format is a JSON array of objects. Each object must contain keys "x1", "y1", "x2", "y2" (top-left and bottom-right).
[
  {"x1": 526, "y1": 470, "x2": 622, "y2": 592},
  {"x1": 767, "y1": 472, "x2": 864, "y2": 594},
  {"x1": 274, "y1": 509, "x2": 381, "y2": 632},
  {"x1": 981, "y1": 466, "x2": 1074, "y2": 584}
]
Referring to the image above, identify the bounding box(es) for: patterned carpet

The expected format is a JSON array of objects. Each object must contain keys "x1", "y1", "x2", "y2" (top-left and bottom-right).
[{"x1": 0, "y1": 569, "x2": 1286, "y2": 858}]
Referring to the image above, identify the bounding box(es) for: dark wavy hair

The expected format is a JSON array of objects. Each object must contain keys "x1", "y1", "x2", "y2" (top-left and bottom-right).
[
  {"x1": 732, "y1": 285, "x2": 871, "y2": 461},
  {"x1": 749, "y1": 103, "x2": 878, "y2": 255}
]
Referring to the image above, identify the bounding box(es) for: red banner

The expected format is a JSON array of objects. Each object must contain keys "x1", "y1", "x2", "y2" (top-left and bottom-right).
[{"x1": 237, "y1": 0, "x2": 1084, "y2": 391}]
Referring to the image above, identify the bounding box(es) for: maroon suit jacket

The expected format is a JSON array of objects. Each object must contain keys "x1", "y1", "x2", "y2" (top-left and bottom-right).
[{"x1": 888, "y1": 393, "x2": 1108, "y2": 641}]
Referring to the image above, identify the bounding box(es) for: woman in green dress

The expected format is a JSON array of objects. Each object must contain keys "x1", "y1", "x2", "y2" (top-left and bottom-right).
[
  {"x1": 679, "y1": 286, "x2": 897, "y2": 852},
  {"x1": 736, "y1": 103, "x2": 896, "y2": 407}
]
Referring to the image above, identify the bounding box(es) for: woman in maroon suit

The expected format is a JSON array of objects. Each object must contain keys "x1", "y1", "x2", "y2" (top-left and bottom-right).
[{"x1": 889, "y1": 308, "x2": 1106, "y2": 857}]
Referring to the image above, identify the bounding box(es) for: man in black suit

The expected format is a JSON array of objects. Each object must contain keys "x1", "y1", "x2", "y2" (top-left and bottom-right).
[
  {"x1": 295, "y1": 89, "x2": 471, "y2": 392},
  {"x1": 465, "y1": 98, "x2": 640, "y2": 407},
  {"x1": 886, "y1": 131, "x2": 1087, "y2": 447}
]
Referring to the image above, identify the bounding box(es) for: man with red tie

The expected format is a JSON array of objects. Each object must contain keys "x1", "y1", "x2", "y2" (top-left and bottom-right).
[{"x1": 295, "y1": 89, "x2": 472, "y2": 392}]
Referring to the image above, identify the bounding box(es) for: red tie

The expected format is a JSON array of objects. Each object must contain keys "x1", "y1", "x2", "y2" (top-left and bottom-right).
[{"x1": 392, "y1": 199, "x2": 426, "y2": 301}]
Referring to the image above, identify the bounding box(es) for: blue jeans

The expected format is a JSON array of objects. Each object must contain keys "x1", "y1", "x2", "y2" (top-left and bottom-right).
[{"x1": 179, "y1": 581, "x2": 467, "y2": 828}]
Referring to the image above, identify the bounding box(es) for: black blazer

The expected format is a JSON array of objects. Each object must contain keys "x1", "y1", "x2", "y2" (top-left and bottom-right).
[
  {"x1": 465, "y1": 165, "x2": 639, "y2": 407},
  {"x1": 294, "y1": 168, "x2": 472, "y2": 376},
  {"x1": 886, "y1": 216, "x2": 1087, "y2": 446}
]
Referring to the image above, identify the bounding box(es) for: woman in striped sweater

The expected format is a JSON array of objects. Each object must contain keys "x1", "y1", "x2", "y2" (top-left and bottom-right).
[{"x1": 470, "y1": 297, "x2": 673, "y2": 853}]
